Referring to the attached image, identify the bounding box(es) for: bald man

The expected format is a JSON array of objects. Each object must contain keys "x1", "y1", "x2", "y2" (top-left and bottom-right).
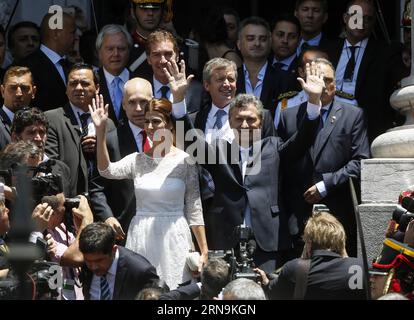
[{"x1": 20, "y1": 12, "x2": 76, "y2": 111}]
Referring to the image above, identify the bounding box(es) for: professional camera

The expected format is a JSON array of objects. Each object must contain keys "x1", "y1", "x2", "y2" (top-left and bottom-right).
[
  {"x1": 208, "y1": 226, "x2": 260, "y2": 282},
  {"x1": 389, "y1": 197, "x2": 414, "y2": 242}
]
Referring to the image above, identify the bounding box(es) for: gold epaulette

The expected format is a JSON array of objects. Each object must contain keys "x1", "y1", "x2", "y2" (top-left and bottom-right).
[
  {"x1": 335, "y1": 90, "x2": 355, "y2": 100},
  {"x1": 278, "y1": 91, "x2": 298, "y2": 101}
]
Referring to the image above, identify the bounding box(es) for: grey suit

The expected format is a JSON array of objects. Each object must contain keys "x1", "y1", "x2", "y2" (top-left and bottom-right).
[
  {"x1": 45, "y1": 104, "x2": 121, "y2": 222},
  {"x1": 278, "y1": 99, "x2": 370, "y2": 257}
]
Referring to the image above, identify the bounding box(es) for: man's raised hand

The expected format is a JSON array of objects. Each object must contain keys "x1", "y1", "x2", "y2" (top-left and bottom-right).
[
  {"x1": 163, "y1": 59, "x2": 194, "y2": 103},
  {"x1": 89, "y1": 94, "x2": 109, "y2": 130},
  {"x1": 297, "y1": 61, "x2": 325, "y2": 105}
]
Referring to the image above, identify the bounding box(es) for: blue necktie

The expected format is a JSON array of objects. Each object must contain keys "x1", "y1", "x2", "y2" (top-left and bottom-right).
[
  {"x1": 160, "y1": 86, "x2": 170, "y2": 99},
  {"x1": 214, "y1": 109, "x2": 226, "y2": 130},
  {"x1": 112, "y1": 77, "x2": 123, "y2": 119},
  {"x1": 100, "y1": 275, "x2": 111, "y2": 300}
]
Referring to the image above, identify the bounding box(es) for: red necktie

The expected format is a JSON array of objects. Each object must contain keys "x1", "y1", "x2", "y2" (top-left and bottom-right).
[{"x1": 141, "y1": 130, "x2": 151, "y2": 152}]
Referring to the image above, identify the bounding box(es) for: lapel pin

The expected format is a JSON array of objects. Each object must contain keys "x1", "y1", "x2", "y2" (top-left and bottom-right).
[{"x1": 331, "y1": 116, "x2": 336, "y2": 124}]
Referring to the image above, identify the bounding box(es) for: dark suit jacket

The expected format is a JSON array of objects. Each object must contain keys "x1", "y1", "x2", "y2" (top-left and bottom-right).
[
  {"x1": 82, "y1": 246, "x2": 159, "y2": 300},
  {"x1": 277, "y1": 100, "x2": 370, "y2": 254},
  {"x1": 236, "y1": 62, "x2": 294, "y2": 117},
  {"x1": 97, "y1": 68, "x2": 128, "y2": 126},
  {"x1": 178, "y1": 111, "x2": 319, "y2": 252},
  {"x1": 267, "y1": 250, "x2": 366, "y2": 300},
  {"x1": 159, "y1": 282, "x2": 201, "y2": 300},
  {"x1": 326, "y1": 37, "x2": 409, "y2": 141},
  {"x1": 19, "y1": 49, "x2": 70, "y2": 111},
  {"x1": 45, "y1": 103, "x2": 121, "y2": 222},
  {"x1": 0, "y1": 108, "x2": 12, "y2": 150}
]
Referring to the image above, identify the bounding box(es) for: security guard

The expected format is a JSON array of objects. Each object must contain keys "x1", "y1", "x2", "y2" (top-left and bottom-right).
[
  {"x1": 129, "y1": 0, "x2": 172, "y2": 75},
  {"x1": 274, "y1": 90, "x2": 308, "y2": 128}
]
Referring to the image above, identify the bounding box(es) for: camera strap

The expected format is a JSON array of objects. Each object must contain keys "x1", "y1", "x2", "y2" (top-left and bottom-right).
[{"x1": 293, "y1": 258, "x2": 310, "y2": 300}]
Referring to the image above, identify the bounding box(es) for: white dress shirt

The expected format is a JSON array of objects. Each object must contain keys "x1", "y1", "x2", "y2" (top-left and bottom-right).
[
  {"x1": 69, "y1": 103, "x2": 96, "y2": 135},
  {"x1": 90, "y1": 248, "x2": 119, "y2": 300},
  {"x1": 40, "y1": 44, "x2": 67, "y2": 84},
  {"x1": 205, "y1": 104, "x2": 234, "y2": 144},
  {"x1": 243, "y1": 62, "x2": 267, "y2": 98},
  {"x1": 128, "y1": 120, "x2": 144, "y2": 153}
]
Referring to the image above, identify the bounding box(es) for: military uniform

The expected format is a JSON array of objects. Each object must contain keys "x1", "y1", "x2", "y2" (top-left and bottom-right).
[
  {"x1": 128, "y1": 0, "x2": 167, "y2": 75},
  {"x1": 274, "y1": 90, "x2": 308, "y2": 129}
]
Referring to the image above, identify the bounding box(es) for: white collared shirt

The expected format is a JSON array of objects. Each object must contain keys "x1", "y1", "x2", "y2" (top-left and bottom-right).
[
  {"x1": 243, "y1": 62, "x2": 268, "y2": 98},
  {"x1": 128, "y1": 120, "x2": 144, "y2": 153},
  {"x1": 205, "y1": 104, "x2": 234, "y2": 144},
  {"x1": 272, "y1": 53, "x2": 297, "y2": 71},
  {"x1": 103, "y1": 67, "x2": 129, "y2": 107},
  {"x1": 2, "y1": 105, "x2": 14, "y2": 123},
  {"x1": 40, "y1": 44, "x2": 67, "y2": 84},
  {"x1": 335, "y1": 38, "x2": 368, "y2": 107},
  {"x1": 153, "y1": 77, "x2": 172, "y2": 102},
  {"x1": 69, "y1": 103, "x2": 96, "y2": 135},
  {"x1": 297, "y1": 33, "x2": 323, "y2": 55},
  {"x1": 90, "y1": 248, "x2": 119, "y2": 300}
]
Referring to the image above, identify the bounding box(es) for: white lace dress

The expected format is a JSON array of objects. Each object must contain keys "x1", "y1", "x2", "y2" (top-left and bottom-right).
[{"x1": 99, "y1": 148, "x2": 204, "y2": 289}]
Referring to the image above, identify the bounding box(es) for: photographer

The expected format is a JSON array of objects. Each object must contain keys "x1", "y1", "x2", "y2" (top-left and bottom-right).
[
  {"x1": 255, "y1": 211, "x2": 366, "y2": 300},
  {"x1": 11, "y1": 107, "x2": 71, "y2": 197},
  {"x1": 31, "y1": 194, "x2": 93, "y2": 300}
]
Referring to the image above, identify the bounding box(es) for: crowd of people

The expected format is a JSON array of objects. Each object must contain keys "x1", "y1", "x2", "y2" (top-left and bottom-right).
[{"x1": 0, "y1": 0, "x2": 412, "y2": 300}]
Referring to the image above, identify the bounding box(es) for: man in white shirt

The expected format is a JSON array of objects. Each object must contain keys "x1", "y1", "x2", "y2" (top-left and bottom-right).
[
  {"x1": 96, "y1": 24, "x2": 132, "y2": 126},
  {"x1": 237, "y1": 17, "x2": 292, "y2": 116},
  {"x1": 0, "y1": 66, "x2": 36, "y2": 150}
]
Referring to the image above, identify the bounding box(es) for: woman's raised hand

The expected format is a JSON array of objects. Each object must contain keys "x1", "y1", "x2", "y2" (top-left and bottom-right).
[{"x1": 89, "y1": 94, "x2": 109, "y2": 130}]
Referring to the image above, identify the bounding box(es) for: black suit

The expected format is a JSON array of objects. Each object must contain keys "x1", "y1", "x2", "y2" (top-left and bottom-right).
[
  {"x1": 82, "y1": 246, "x2": 159, "y2": 300},
  {"x1": 0, "y1": 108, "x2": 12, "y2": 150},
  {"x1": 45, "y1": 104, "x2": 121, "y2": 222},
  {"x1": 267, "y1": 250, "x2": 366, "y2": 300},
  {"x1": 19, "y1": 49, "x2": 70, "y2": 111},
  {"x1": 278, "y1": 99, "x2": 370, "y2": 257},
  {"x1": 236, "y1": 62, "x2": 294, "y2": 118},
  {"x1": 326, "y1": 37, "x2": 409, "y2": 141},
  {"x1": 97, "y1": 68, "x2": 128, "y2": 126}
]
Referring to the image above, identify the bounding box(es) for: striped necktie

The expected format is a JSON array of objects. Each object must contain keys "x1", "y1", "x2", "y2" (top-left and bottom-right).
[{"x1": 100, "y1": 275, "x2": 111, "y2": 300}]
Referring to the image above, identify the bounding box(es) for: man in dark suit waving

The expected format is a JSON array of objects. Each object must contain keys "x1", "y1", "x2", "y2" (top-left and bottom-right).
[
  {"x1": 77, "y1": 222, "x2": 158, "y2": 300},
  {"x1": 278, "y1": 57, "x2": 370, "y2": 258}
]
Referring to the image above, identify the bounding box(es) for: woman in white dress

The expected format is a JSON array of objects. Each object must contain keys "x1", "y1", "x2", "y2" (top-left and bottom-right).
[{"x1": 90, "y1": 95, "x2": 208, "y2": 289}]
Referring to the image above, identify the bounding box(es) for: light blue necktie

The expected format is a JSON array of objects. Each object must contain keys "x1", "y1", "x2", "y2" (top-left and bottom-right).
[
  {"x1": 100, "y1": 275, "x2": 111, "y2": 300},
  {"x1": 214, "y1": 109, "x2": 226, "y2": 130},
  {"x1": 112, "y1": 77, "x2": 123, "y2": 119}
]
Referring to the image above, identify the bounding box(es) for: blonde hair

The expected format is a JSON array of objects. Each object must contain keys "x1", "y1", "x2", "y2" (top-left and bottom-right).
[{"x1": 303, "y1": 211, "x2": 346, "y2": 255}]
